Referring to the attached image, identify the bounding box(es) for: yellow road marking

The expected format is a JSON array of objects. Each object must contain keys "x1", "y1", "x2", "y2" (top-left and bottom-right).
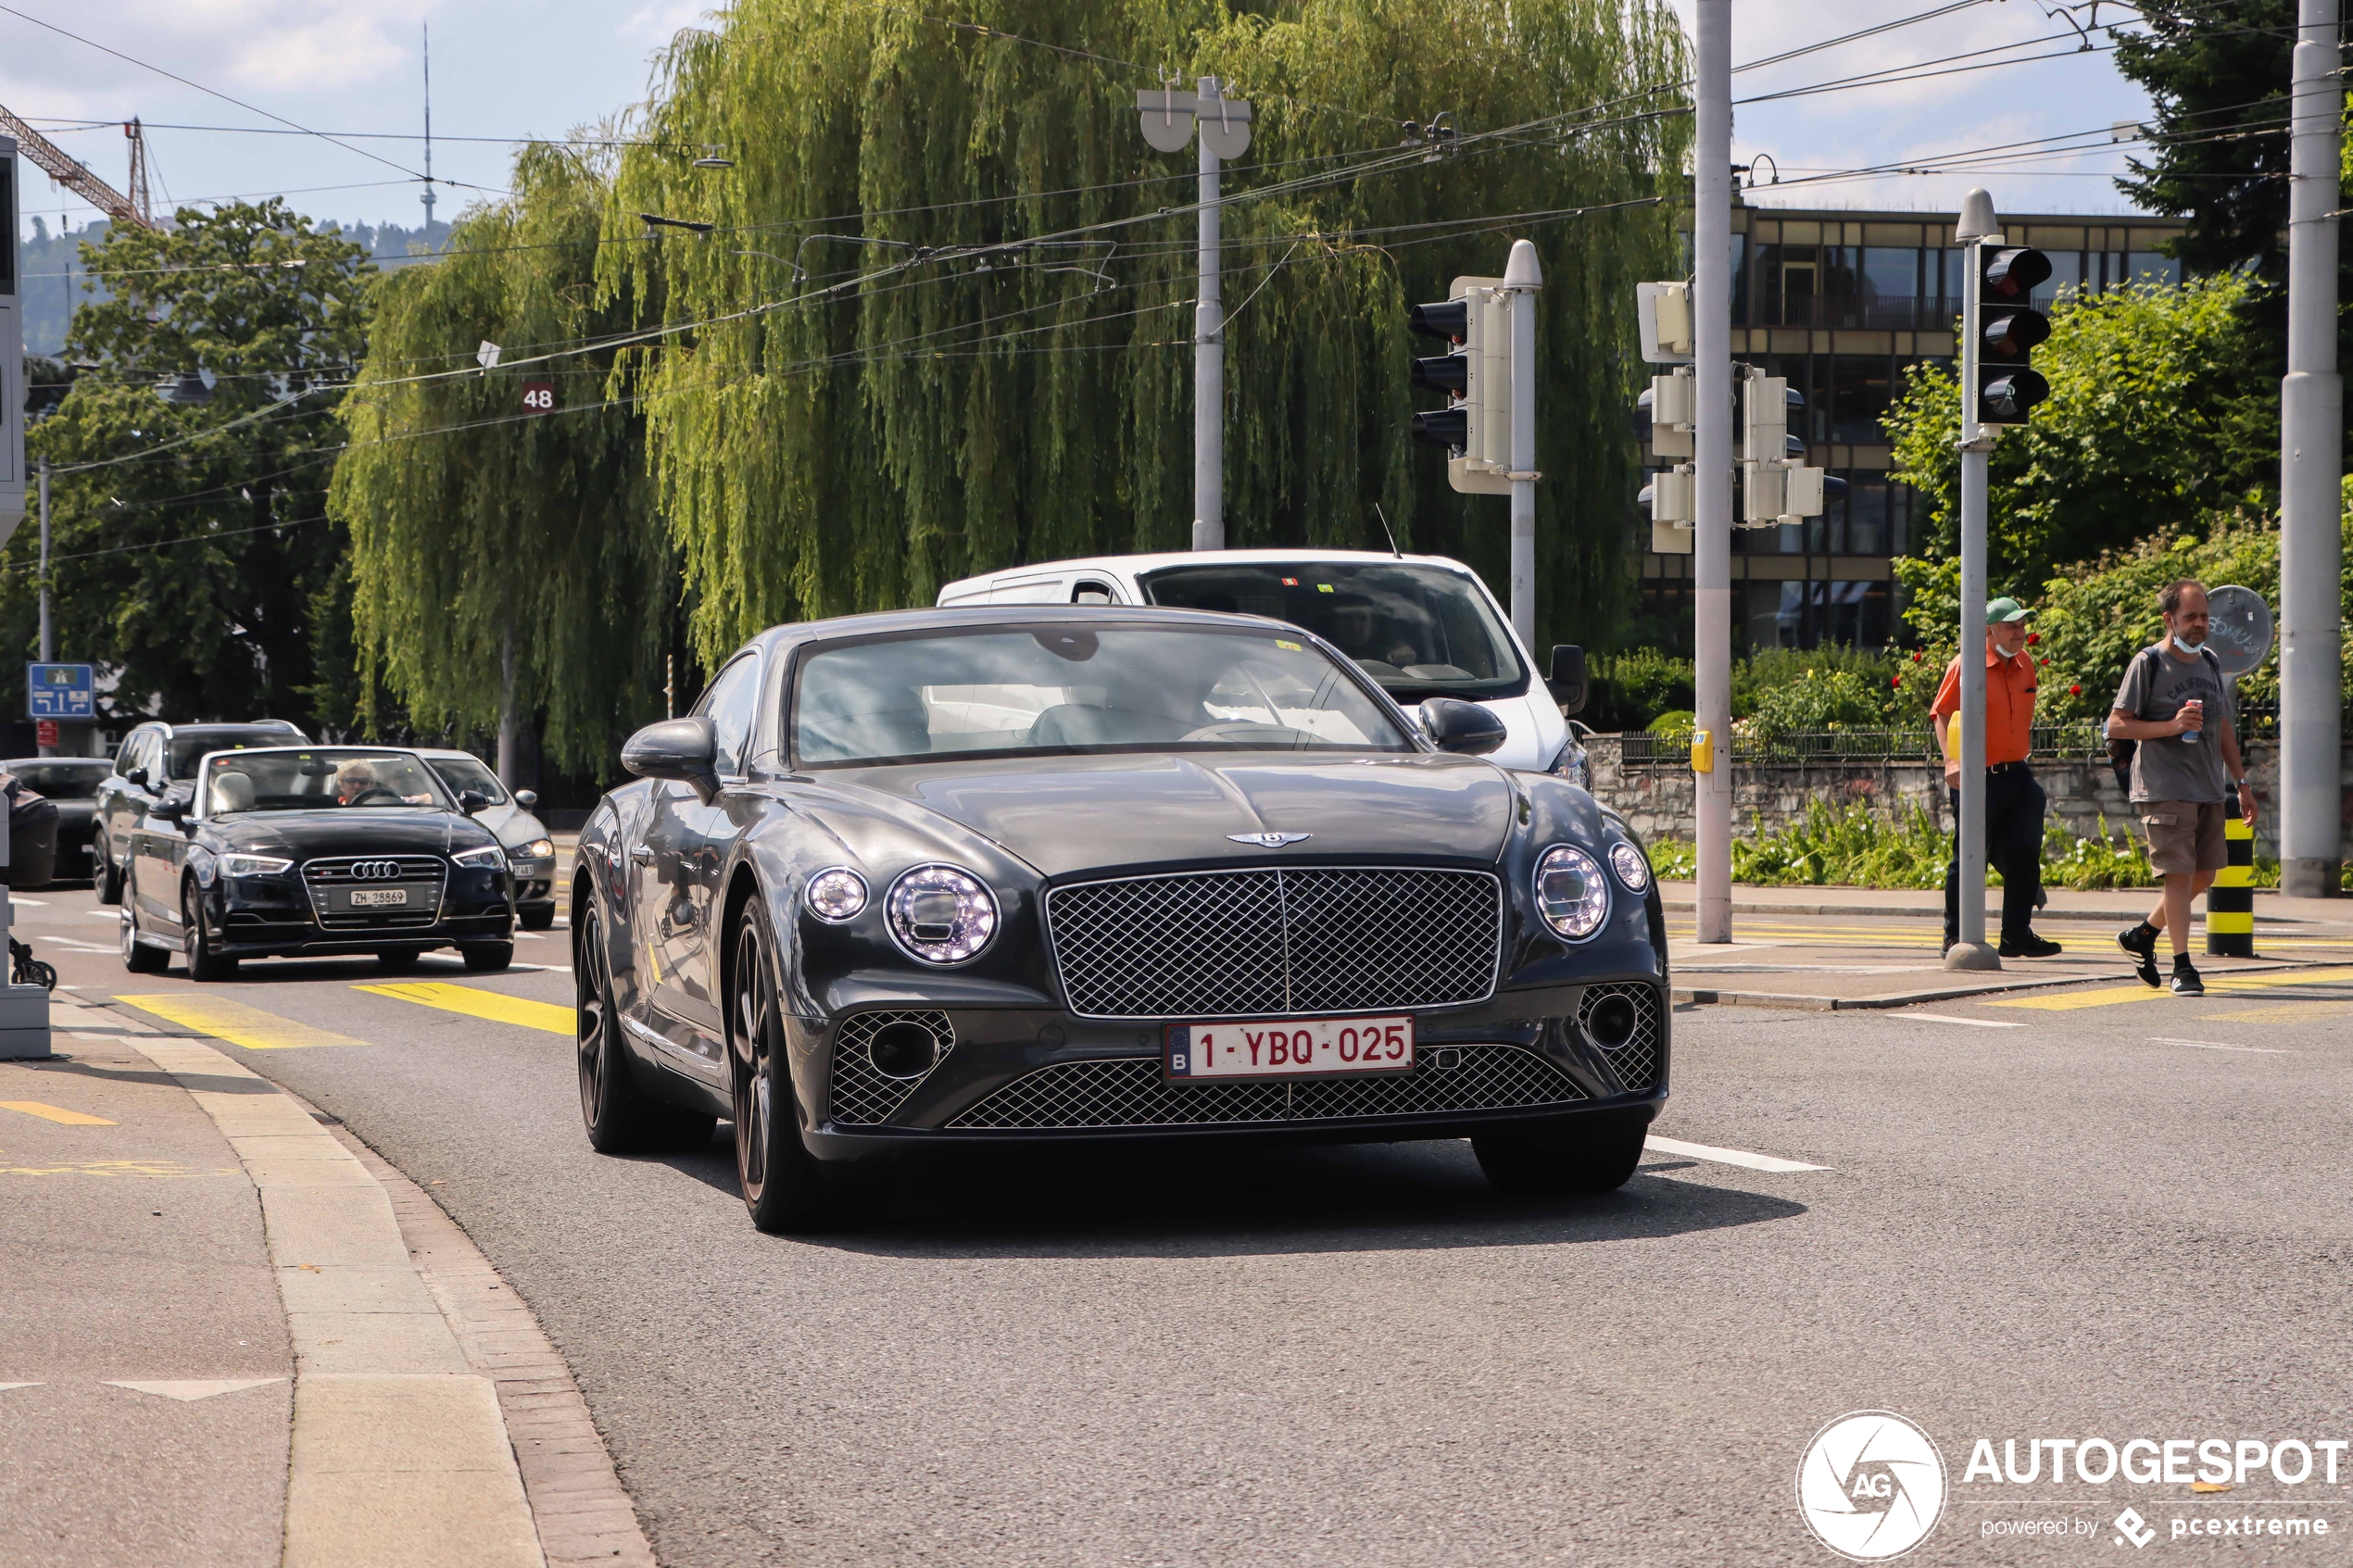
[
  {"x1": 0, "y1": 1159, "x2": 231, "y2": 1178},
  {"x1": 2201, "y1": 1000, "x2": 2353, "y2": 1023},
  {"x1": 116, "y1": 995, "x2": 365, "y2": 1050},
  {"x1": 0, "y1": 1101, "x2": 117, "y2": 1126},
  {"x1": 1990, "y1": 966, "x2": 2353, "y2": 1011},
  {"x1": 354, "y1": 981, "x2": 573, "y2": 1036}
]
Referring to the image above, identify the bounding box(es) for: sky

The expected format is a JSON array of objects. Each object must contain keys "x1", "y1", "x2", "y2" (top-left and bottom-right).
[{"x1": 3, "y1": 0, "x2": 2170, "y2": 243}]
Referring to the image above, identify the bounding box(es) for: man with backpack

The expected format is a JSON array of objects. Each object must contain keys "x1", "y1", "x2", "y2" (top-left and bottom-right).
[{"x1": 2108, "y1": 579, "x2": 2257, "y2": 996}]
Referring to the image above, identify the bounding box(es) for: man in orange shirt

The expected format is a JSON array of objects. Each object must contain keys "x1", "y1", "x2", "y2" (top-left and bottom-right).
[{"x1": 1930, "y1": 596, "x2": 2061, "y2": 958}]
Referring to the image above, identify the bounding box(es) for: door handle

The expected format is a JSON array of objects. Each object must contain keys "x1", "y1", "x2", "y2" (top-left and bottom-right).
[{"x1": 628, "y1": 845, "x2": 655, "y2": 865}]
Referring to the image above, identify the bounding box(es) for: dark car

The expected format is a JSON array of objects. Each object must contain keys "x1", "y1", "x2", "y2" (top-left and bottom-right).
[
  {"x1": 118, "y1": 745, "x2": 517, "y2": 981},
  {"x1": 573, "y1": 607, "x2": 1667, "y2": 1234},
  {"x1": 96, "y1": 720, "x2": 308, "y2": 904},
  {"x1": 2, "y1": 758, "x2": 113, "y2": 883}
]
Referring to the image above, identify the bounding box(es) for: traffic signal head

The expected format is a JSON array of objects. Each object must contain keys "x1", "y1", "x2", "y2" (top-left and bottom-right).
[
  {"x1": 1981, "y1": 370, "x2": 2050, "y2": 424},
  {"x1": 1407, "y1": 300, "x2": 1467, "y2": 343},
  {"x1": 1974, "y1": 245, "x2": 2051, "y2": 426},
  {"x1": 1411, "y1": 355, "x2": 1468, "y2": 396},
  {"x1": 1411, "y1": 408, "x2": 1469, "y2": 448},
  {"x1": 1981, "y1": 247, "x2": 2051, "y2": 302},
  {"x1": 1982, "y1": 309, "x2": 2049, "y2": 361},
  {"x1": 1407, "y1": 280, "x2": 1510, "y2": 492}
]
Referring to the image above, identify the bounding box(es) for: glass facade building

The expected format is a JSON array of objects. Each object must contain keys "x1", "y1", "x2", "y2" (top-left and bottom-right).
[{"x1": 1639, "y1": 204, "x2": 2187, "y2": 653}]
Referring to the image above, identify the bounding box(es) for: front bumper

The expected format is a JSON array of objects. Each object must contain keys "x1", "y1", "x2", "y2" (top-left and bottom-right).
[
  {"x1": 786, "y1": 978, "x2": 1667, "y2": 1160},
  {"x1": 202, "y1": 867, "x2": 514, "y2": 955}
]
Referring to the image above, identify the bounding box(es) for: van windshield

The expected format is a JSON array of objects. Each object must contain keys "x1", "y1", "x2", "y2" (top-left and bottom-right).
[{"x1": 1139, "y1": 560, "x2": 1526, "y2": 700}]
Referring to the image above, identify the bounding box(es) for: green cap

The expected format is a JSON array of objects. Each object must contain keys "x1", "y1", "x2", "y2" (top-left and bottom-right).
[{"x1": 1986, "y1": 596, "x2": 2033, "y2": 623}]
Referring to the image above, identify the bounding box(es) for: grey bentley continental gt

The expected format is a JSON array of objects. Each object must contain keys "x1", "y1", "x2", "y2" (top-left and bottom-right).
[{"x1": 573, "y1": 606, "x2": 1668, "y2": 1232}]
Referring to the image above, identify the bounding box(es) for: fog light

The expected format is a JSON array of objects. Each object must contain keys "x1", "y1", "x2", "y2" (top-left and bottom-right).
[
  {"x1": 867, "y1": 1021, "x2": 938, "y2": 1079},
  {"x1": 1585, "y1": 994, "x2": 1639, "y2": 1051}
]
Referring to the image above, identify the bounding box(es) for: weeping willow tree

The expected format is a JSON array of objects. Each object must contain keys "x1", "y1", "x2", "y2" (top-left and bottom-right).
[
  {"x1": 604, "y1": 0, "x2": 1689, "y2": 665},
  {"x1": 330, "y1": 144, "x2": 674, "y2": 776}
]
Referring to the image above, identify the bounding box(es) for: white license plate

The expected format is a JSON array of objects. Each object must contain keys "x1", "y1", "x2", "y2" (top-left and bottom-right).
[
  {"x1": 347, "y1": 888, "x2": 409, "y2": 909},
  {"x1": 1164, "y1": 1015, "x2": 1414, "y2": 1082}
]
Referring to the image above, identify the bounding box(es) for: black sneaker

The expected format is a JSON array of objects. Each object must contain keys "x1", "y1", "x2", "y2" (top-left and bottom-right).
[
  {"x1": 2170, "y1": 962, "x2": 2205, "y2": 997},
  {"x1": 1999, "y1": 933, "x2": 2064, "y2": 959},
  {"x1": 2119, "y1": 923, "x2": 2160, "y2": 987}
]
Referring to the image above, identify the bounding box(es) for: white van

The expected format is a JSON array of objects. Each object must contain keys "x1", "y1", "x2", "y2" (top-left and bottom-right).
[{"x1": 936, "y1": 549, "x2": 1592, "y2": 785}]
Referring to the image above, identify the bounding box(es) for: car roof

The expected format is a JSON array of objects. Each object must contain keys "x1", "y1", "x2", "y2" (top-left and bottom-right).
[
  {"x1": 3, "y1": 756, "x2": 110, "y2": 767},
  {"x1": 748, "y1": 602, "x2": 1307, "y2": 656},
  {"x1": 410, "y1": 748, "x2": 485, "y2": 762},
  {"x1": 940, "y1": 548, "x2": 1482, "y2": 588}
]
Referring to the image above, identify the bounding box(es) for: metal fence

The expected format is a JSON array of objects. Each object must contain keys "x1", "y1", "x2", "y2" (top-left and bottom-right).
[{"x1": 1611, "y1": 702, "x2": 2337, "y2": 771}]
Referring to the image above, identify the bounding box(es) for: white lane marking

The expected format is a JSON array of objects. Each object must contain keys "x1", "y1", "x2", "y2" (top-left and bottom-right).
[
  {"x1": 1908, "y1": 1012, "x2": 2026, "y2": 1029},
  {"x1": 1644, "y1": 1135, "x2": 1831, "y2": 1173},
  {"x1": 2148, "y1": 1037, "x2": 2292, "y2": 1055},
  {"x1": 9, "y1": 897, "x2": 47, "y2": 907},
  {"x1": 47, "y1": 938, "x2": 120, "y2": 954},
  {"x1": 512, "y1": 931, "x2": 545, "y2": 942},
  {"x1": 82, "y1": 910, "x2": 121, "y2": 922},
  {"x1": 0, "y1": 1382, "x2": 42, "y2": 1394},
  {"x1": 105, "y1": 1378, "x2": 285, "y2": 1401}
]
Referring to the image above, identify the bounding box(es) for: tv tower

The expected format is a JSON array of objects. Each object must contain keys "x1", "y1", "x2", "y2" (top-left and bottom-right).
[{"x1": 420, "y1": 22, "x2": 435, "y2": 231}]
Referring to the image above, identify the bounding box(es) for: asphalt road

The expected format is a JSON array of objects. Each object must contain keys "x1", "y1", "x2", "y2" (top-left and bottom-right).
[{"x1": 16, "y1": 883, "x2": 2353, "y2": 1566}]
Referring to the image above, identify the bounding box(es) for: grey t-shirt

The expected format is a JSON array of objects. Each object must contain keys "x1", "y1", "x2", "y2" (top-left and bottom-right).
[{"x1": 2112, "y1": 645, "x2": 2233, "y2": 804}]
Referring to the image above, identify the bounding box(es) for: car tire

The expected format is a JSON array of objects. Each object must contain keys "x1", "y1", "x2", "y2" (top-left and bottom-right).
[
  {"x1": 182, "y1": 881, "x2": 238, "y2": 983},
  {"x1": 729, "y1": 906, "x2": 837, "y2": 1234},
  {"x1": 120, "y1": 894, "x2": 168, "y2": 974},
  {"x1": 518, "y1": 906, "x2": 556, "y2": 932},
  {"x1": 460, "y1": 942, "x2": 513, "y2": 973},
  {"x1": 98, "y1": 852, "x2": 123, "y2": 907},
  {"x1": 574, "y1": 906, "x2": 711, "y2": 1154},
  {"x1": 376, "y1": 950, "x2": 421, "y2": 974},
  {"x1": 1472, "y1": 1109, "x2": 1650, "y2": 1197}
]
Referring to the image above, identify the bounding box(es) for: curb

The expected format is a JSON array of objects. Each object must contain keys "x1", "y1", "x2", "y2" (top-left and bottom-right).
[
  {"x1": 1672, "y1": 955, "x2": 2347, "y2": 1011},
  {"x1": 1657, "y1": 897, "x2": 2334, "y2": 927}
]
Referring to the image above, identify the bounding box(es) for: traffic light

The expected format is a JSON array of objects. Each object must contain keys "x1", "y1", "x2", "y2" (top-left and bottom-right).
[
  {"x1": 1409, "y1": 280, "x2": 1510, "y2": 494},
  {"x1": 1975, "y1": 246, "x2": 2051, "y2": 425},
  {"x1": 1740, "y1": 371, "x2": 1826, "y2": 526}
]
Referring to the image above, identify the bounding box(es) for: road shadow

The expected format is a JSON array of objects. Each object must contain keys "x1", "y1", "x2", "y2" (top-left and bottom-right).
[{"x1": 754, "y1": 1137, "x2": 1807, "y2": 1260}]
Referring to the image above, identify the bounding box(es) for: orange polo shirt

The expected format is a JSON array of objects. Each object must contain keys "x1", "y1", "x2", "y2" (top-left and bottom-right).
[{"x1": 1930, "y1": 644, "x2": 2038, "y2": 765}]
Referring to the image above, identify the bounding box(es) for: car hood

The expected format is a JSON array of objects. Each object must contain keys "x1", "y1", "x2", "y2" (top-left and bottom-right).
[
  {"x1": 814, "y1": 751, "x2": 1516, "y2": 878},
  {"x1": 198, "y1": 809, "x2": 490, "y2": 858},
  {"x1": 473, "y1": 802, "x2": 550, "y2": 848}
]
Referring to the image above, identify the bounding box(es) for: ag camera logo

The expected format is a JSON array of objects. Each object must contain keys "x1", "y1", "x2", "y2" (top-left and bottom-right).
[{"x1": 1797, "y1": 1411, "x2": 1948, "y2": 1561}]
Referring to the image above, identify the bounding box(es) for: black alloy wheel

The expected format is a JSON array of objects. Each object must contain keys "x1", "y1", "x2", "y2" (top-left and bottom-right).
[
  {"x1": 182, "y1": 880, "x2": 238, "y2": 983},
  {"x1": 730, "y1": 909, "x2": 834, "y2": 1233},
  {"x1": 120, "y1": 882, "x2": 167, "y2": 974},
  {"x1": 1472, "y1": 1108, "x2": 1650, "y2": 1198},
  {"x1": 575, "y1": 905, "x2": 711, "y2": 1154}
]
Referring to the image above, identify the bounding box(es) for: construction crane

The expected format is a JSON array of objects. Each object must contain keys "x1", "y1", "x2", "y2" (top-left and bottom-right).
[{"x1": 0, "y1": 104, "x2": 154, "y2": 228}]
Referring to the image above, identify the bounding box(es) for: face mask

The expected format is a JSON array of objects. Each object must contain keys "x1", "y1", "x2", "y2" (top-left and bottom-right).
[
  {"x1": 1994, "y1": 645, "x2": 2018, "y2": 659},
  {"x1": 2171, "y1": 632, "x2": 2205, "y2": 655}
]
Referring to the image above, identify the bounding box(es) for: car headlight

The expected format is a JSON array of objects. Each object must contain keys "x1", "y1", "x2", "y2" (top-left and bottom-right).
[
  {"x1": 219, "y1": 854, "x2": 292, "y2": 878},
  {"x1": 1548, "y1": 737, "x2": 1590, "y2": 791},
  {"x1": 804, "y1": 867, "x2": 869, "y2": 923},
  {"x1": 1533, "y1": 845, "x2": 1610, "y2": 942},
  {"x1": 886, "y1": 864, "x2": 997, "y2": 964},
  {"x1": 519, "y1": 837, "x2": 555, "y2": 860},
  {"x1": 452, "y1": 843, "x2": 507, "y2": 870},
  {"x1": 1609, "y1": 840, "x2": 1652, "y2": 893}
]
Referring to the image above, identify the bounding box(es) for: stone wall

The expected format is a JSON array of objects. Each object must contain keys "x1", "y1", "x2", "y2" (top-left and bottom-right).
[{"x1": 1585, "y1": 734, "x2": 2353, "y2": 860}]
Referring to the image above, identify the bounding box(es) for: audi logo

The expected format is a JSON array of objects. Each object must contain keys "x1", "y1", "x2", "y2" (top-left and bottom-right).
[{"x1": 351, "y1": 860, "x2": 404, "y2": 881}]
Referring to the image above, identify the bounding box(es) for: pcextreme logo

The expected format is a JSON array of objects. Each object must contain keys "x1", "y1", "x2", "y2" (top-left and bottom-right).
[{"x1": 1797, "y1": 1411, "x2": 1949, "y2": 1562}]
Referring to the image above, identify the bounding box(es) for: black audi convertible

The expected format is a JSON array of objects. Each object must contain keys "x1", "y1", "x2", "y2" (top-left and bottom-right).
[
  {"x1": 119, "y1": 746, "x2": 518, "y2": 979},
  {"x1": 575, "y1": 607, "x2": 1668, "y2": 1231}
]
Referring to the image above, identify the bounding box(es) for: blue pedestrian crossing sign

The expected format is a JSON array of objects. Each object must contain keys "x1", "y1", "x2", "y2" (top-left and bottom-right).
[{"x1": 27, "y1": 663, "x2": 94, "y2": 720}]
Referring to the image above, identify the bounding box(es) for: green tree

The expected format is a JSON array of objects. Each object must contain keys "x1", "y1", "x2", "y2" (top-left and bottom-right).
[
  {"x1": 330, "y1": 144, "x2": 674, "y2": 777},
  {"x1": 1884, "y1": 273, "x2": 2275, "y2": 613},
  {"x1": 599, "y1": 0, "x2": 1690, "y2": 667},
  {"x1": 9, "y1": 200, "x2": 370, "y2": 728}
]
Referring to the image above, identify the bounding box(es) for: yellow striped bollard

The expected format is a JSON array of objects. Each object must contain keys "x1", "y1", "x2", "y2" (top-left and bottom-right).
[{"x1": 2206, "y1": 802, "x2": 2255, "y2": 957}]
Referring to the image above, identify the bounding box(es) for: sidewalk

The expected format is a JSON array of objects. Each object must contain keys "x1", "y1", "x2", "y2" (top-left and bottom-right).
[
  {"x1": 1656, "y1": 880, "x2": 2353, "y2": 1010},
  {"x1": 1, "y1": 992, "x2": 652, "y2": 1568}
]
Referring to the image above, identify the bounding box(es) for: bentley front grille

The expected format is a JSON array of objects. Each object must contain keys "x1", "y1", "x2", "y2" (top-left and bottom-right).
[
  {"x1": 945, "y1": 1043, "x2": 1584, "y2": 1132},
  {"x1": 301, "y1": 856, "x2": 447, "y2": 930},
  {"x1": 1045, "y1": 867, "x2": 1502, "y2": 1020},
  {"x1": 1578, "y1": 982, "x2": 1666, "y2": 1093},
  {"x1": 828, "y1": 1010, "x2": 956, "y2": 1127}
]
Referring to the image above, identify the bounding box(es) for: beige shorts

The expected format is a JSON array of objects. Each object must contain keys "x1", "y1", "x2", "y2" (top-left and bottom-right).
[{"x1": 2138, "y1": 799, "x2": 2228, "y2": 877}]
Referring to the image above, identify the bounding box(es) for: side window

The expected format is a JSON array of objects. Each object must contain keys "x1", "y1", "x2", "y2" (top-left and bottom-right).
[
  {"x1": 697, "y1": 657, "x2": 763, "y2": 777},
  {"x1": 133, "y1": 734, "x2": 159, "y2": 780},
  {"x1": 1071, "y1": 580, "x2": 1117, "y2": 605},
  {"x1": 116, "y1": 734, "x2": 143, "y2": 774}
]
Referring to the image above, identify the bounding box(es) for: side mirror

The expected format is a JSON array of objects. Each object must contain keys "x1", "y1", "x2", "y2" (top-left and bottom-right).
[
  {"x1": 459, "y1": 790, "x2": 491, "y2": 814},
  {"x1": 1418, "y1": 697, "x2": 1509, "y2": 757},
  {"x1": 513, "y1": 789, "x2": 539, "y2": 810},
  {"x1": 622, "y1": 717, "x2": 721, "y2": 802},
  {"x1": 126, "y1": 767, "x2": 149, "y2": 789},
  {"x1": 151, "y1": 797, "x2": 187, "y2": 826},
  {"x1": 1547, "y1": 645, "x2": 1588, "y2": 716}
]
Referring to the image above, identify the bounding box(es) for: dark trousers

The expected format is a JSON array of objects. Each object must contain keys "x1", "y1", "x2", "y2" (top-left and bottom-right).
[{"x1": 1944, "y1": 766, "x2": 2046, "y2": 947}]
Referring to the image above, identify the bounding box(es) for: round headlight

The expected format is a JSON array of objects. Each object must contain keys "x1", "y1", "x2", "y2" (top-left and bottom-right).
[
  {"x1": 1534, "y1": 846, "x2": 1609, "y2": 942},
  {"x1": 1609, "y1": 840, "x2": 1652, "y2": 893},
  {"x1": 804, "y1": 867, "x2": 869, "y2": 923},
  {"x1": 885, "y1": 865, "x2": 998, "y2": 964}
]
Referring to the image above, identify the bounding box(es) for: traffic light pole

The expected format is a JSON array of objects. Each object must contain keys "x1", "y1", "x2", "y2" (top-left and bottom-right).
[
  {"x1": 1692, "y1": 0, "x2": 1733, "y2": 945},
  {"x1": 2280, "y1": 0, "x2": 2344, "y2": 897},
  {"x1": 1193, "y1": 77, "x2": 1226, "y2": 553},
  {"x1": 1948, "y1": 192, "x2": 2001, "y2": 971},
  {"x1": 1504, "y1": 241, "x2": 1542, "y2": 649}
]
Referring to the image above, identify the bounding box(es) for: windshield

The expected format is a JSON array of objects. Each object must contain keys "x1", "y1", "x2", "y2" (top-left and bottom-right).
[
  {"x1": 201, "y1": 750, "x2": 452, "y2": 815},
  {"x1": 792, "y1": 626, "x2": 1416, "y2": 767},
  {"x1": 170, "y1": 732, "x2": 285, "y2": 776},
  {"x1": 1139, "y1": 560, "x2": 1526, "y2": 699},
  {"x1": 7, "y1": 763, "x2": 107, "y2": 799},
  {"x1": 429, "y1": 755, "x2": 509, "y2": 805}
]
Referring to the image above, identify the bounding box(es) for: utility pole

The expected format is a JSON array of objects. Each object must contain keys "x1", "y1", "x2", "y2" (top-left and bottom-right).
[
  {"x1": 420, "y1": 24, "x2": 437, "y2": 232},
  {"x1": 1948, "y1": 189, "x2": 2003, "y2": 970},
  {"x1": 2280, "y1": 0, "x2": 2345, "y2": 898},
  {"x1": 1692, "y1": 0, "x2": 1733, "y2": 945},
  {"x1": 1139, "y1": 78, "x2": 1251, "y2": 551},
  {"x1": 36, "y1": 458, "x2": 50, "y2": 759},
  {"x1": 497, "y1": 629, "x2": 518, "y2": 788},
  {"x1": 1503, "y1": 240, "x2": 1542, "y2": 649}
]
